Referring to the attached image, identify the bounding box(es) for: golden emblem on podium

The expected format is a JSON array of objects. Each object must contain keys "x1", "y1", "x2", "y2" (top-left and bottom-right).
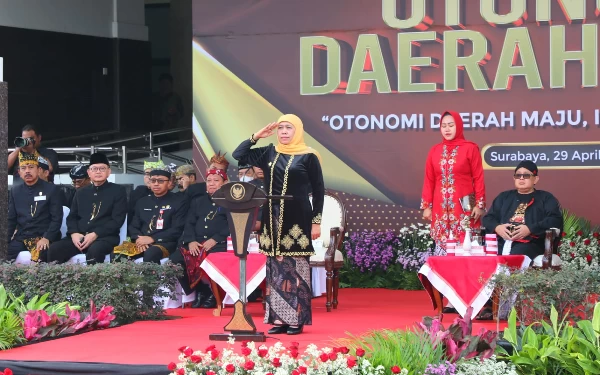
[{"x1": 231, "y1": 183, "x2": 245, "y2": 201}]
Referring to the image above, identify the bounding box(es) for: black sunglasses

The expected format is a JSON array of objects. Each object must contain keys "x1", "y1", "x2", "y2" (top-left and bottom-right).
[{"x1": 514, "y1": 173, "x2": 534, "y2": 179}]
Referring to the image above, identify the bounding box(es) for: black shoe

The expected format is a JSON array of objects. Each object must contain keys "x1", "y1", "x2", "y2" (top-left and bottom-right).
[
  {"x1": 287, "y1": 325, "x2": 304, "y2": 335},
  {"x1": 191, "y1": 292, "x2": 205, "y2": 308},
  {"x1": 442, "y1": 307, "x2": 458, "y2": 314},
  {"x1": 200, "y1": 294, "x2": 216, "y2": 308},
  {"x1": 267, "y1": 325, "x2": 289, "y2": 334}
]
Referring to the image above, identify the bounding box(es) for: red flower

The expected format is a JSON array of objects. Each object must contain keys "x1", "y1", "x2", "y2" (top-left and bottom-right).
[
  {"x1": 226, "y1": 364, "x2": 236, "y2": 373},
  {"x1": 593, "y1": 232, "x2": 599, "y2": 238},
  {"x1": 319, "y1": 353, "x2": 329, "y2": 362},
  {"x1": 584, "y1": 239, "x2": 591, "y2": 245},
  {"x1": 210, "y1": 349, "x2": 219, "y2": 360},
  {"x1": 183, "y1": 347, "x2": 193, "y2": 357},
  {"x1": 272, "y1": 358, "x2": 282, "y2": 368},
  {"x1": 347, "y1": 357, "x2": 357, "y2": 368},
  {"x1": 241, "y1": 341, "x2": 249, "y2": 348},
  {"x1": 587, "y1": 254, "x2": 593, "y2": 262},
  {"x1": 391, "y1": 366, "x2": 402, "y2": 374},
  {"x1": 266, "y1": 373, "x2": 274, "y2": 375},
  {"x1": 244, "y1": 360, "x2": 255, "y2": 370},
  {"x1": 2, "y1": 370, "x2": 13, "y2": 375},
  {"x1": 290, "y1": 341, "x2": 300, "y2": 348},
  {"x1": 339, "y1": 346, "x2": 349, "y2": 354},
  {"x1": 570, "y1": 242, "x2": 576, "y2": 247},
  {"x1": 167, "y1": 362, "x2": 177, "y2": 371},
  {"x1": 298, "y1": 366, "x2": 307, "y2": 374},
  {"x1": 190, "y1": 355, "x2": 202, "y2": 363},
  {"x1": 241, "y1": 347, "x2": 252, "y2": 356},
  {"x1": 328, "y1": 352, "x2": 338, "y2": 361},
  {"x1": 178, "y1": 346, "x2": 187, "y2": 353},
  {"x1": 356, "y1": 348, "x2": 366, "y2": 357},
  {"x1": 205, "y1": 345, "x2": 216, "y2": 351},
  {"x1": 571, "y1": 253, "x2": 576, "y2": 259},
  {"x1": 207, "y1": 372, "x2": 216, "y2": 375},
  {"x1": 577, "y1": 230, "x2": 584, "y2": 236},
  {"x1": 290, "y1": 349, "x2": 299, "y2": 359},
  {"x1": 292, "y1": 371, "x2": 300, "y2": 375},
  {"x1": 258, "y1": 349, "x2": 268, "y2": 358},
  {"x1": 562, "y1": 232, "x2": 567, "y2": 237},
  {"x1": 177, "y1": 369, "x2": 185, "y2": 375}
]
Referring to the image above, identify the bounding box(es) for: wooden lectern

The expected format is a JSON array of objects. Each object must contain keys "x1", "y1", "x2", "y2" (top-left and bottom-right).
[{"x1": 208, "y1": 181, "x2": 290, "y2": 342}]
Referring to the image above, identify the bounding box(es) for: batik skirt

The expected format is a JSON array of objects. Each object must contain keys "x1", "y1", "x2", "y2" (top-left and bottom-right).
[{"x1": 264, "y1": 256, "x2": 312, "y2": 326}]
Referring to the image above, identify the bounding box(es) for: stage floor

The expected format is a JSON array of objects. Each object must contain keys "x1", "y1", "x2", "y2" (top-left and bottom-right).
[{"x1": 0, "y1": 289, "x2": 505, "y2": 367}]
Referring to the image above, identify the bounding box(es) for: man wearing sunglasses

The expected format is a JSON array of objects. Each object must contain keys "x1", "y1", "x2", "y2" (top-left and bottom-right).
[
  {"x1": 482, "y1": 160, "x2": 563, "y2": 260},
  {"x1": 114, "y1": 168, "x2": 189, "y2": 263}
]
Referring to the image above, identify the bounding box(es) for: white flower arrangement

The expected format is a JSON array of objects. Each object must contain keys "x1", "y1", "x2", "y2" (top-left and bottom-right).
[
  {"x1": 456, "y1": 356, "x2": 517, "y2": 375},
  {"x1": 168, "y1": 341, "x2": 393, "y2": 375}
]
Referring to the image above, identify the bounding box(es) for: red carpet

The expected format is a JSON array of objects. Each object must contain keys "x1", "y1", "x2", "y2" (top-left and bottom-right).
[{"x1": 0, "y1": 289, "x2": 506, "y2": 366}]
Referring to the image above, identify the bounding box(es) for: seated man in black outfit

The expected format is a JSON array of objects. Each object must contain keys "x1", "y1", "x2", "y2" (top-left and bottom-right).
[
  {"x1": 127, "y1": 159, "x2": 164, "y2": 227},
  {"x1": 62, "y1": 164, "x2": 91, "y2": 208},
  {"x1": 8, "y1": 151, "x2": 63, "y2": 262},
  {"x1": 482, "y1": 160, "x2": 563, "y2": 261},
  {"x1": 115, "y1": 168, "x2": 189, "y2": 263},
  {"x1": 170, "y1": 168, "x2": 230, "y2": 308},
  {"x1": 47, "y1": 153, "x2": 128, "y2": 264}
]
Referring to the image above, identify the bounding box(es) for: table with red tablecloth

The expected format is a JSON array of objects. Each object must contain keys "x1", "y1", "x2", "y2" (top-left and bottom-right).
[
  {"x1": 200, "y1": 250, "x2": 267, "y2": 314},
  {"x1": 418, "y1": 255, "x2": 530, "y2": 319}
]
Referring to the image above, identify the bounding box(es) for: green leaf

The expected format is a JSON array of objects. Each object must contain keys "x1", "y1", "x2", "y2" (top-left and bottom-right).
[
  {"x1": 551, "y1": 305, "x2": 559, "y2": 336},
  {"x1": 504, "y1": 308, "x2": 519, "y2": 347},
  {"x1": 593, "y1": 302, "x2": 600, "y2": 339}
]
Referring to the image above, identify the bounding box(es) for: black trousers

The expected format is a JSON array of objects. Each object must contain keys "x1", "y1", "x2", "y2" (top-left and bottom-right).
[
  {"x1": 169, "y1": 248, "x2": 192, "y2": 294},
  {"x1": 169, "y1": 244, "x2": 226, "y2": 295},
  {"x1": 508, "y1": 241, "x2": 544, "y2": 261},
  {"x1": 8, "y1": 239, "x2": 48, "y2": 262},
  {"x1": 47, "y1": 238, "x2": 113, "y2": 264},
  {"x1": 128, "y1": 243, "x2": 176, "y2": 264}
]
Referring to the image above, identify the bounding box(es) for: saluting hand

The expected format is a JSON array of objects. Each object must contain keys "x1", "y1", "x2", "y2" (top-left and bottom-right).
[{"x1": 253, "y1": 122, "x2": 278, "y2": 140}]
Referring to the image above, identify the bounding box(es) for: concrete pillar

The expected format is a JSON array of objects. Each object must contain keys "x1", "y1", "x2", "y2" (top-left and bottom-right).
[{"x1": 0, "y1": 57, "x2": 8, "y2": 260}]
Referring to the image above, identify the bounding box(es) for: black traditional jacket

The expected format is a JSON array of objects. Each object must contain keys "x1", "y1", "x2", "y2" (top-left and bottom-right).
[
  {"x1": 8, "y1": 179, "x2": 63, "y2": 242},
  {"x1": 129, "y1": 192, "x2": 189, "y2": 247},
  {"x1": 67, "y1": 182, "x2": 128, "y2": 246},
  {"x1": 180, "y1": 194, "x2": 230, "y2": 253},
  {"x1": 233, "y1": 139, "x2": 325, "y2": 256},
  {"x1": 482, "y1": 189, "x2": 563, "y2": 250}
]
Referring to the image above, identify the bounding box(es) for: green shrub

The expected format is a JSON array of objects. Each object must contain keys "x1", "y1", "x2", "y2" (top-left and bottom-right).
[
  {"x1": 0, "y1": 261, "x2": 183, "y2": 325},
  {"x1": 490, "y1": 266, "x2": 600, "y2": 324}
]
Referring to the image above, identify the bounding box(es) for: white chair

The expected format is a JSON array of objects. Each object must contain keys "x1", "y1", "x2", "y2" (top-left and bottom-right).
[
  {"x1": 15, "y1": 206, "x2": 71, "y2": 265},
  {"x1": 67, "y1": 214, "x2": 128, "y2": 265},
  {"x1": 309, "y1": 191, "x2": 346, "y2": 312}
]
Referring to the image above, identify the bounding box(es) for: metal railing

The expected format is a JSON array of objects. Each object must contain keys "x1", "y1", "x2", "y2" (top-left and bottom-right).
[{"x1": 7, "y1": 127, "x2": 193, "y2": 174}]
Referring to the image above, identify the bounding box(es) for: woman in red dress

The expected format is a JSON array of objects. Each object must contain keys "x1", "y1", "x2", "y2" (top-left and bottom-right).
[{"x1": 421, "y1": 111, "x2": 486, "y2": 248}]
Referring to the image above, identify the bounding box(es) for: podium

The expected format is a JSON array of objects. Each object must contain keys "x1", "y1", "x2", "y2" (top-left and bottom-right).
[{"x1": 208, "y1": 181, "x2": 290, "y2": 342}]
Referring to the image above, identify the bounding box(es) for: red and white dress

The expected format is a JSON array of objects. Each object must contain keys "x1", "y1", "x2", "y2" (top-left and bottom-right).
[{"x1": 421, "y1": 111, "x2": 486, "y2": 247}]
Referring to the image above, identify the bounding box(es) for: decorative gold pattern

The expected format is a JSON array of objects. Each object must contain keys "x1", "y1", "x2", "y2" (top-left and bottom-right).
[
  {"x1": 268, "y1": 153, "x2": 294, "y2": 256},
  {"x1": 298, "y1": 235, "x2": 310, "y2": 250},
  {"x1": 231, "y1": 183, "x2": 245, "y2": 201},
  {"x1": 312, "y1": 213, "x2": 322, "y2": 224},
  {"x1": 229, "y1": 211, "x2": 251, "y2": 256},
  {"x1": 260, "y1": 228, "x2": 272, "y2": 249},
  {"x1": 289, "y1": 224, "x2": 302, "y2": 239},
  {"x1": 30, "y1": 202, "x2": 38, "y2": 217},
  {"x1": 90, "y1": 202, "x2": 102, "y2": 221},
  {"x1": 281, "y1": 235, "x2": 294, "y2": 250}
]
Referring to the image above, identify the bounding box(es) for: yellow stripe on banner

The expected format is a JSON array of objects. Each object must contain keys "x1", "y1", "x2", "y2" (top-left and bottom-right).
[{"x1": 191, "y1": 40, "x2": 392, "y2": 203}]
